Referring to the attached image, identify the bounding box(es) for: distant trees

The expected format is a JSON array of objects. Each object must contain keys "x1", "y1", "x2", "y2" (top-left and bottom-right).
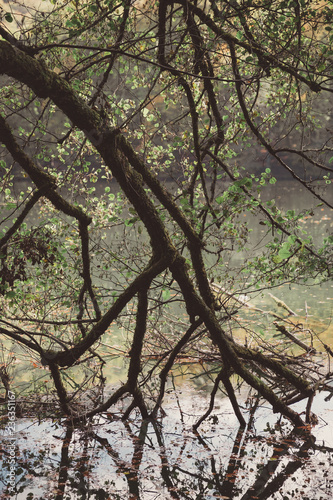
[{"x1": 0, "y1": 0, "x2": 332, "y2": 427}]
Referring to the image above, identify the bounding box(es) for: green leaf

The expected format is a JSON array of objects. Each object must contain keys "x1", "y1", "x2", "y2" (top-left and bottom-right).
[
  {"x1": 278, "y1": 247, "x2": 291, "y2": 260},
  {"x1": 6, "y1": 202, "x2": 17, "y2": 210},
  {"x1": 4, "y1": 13, "x2": 13, "y2": 23},
  {"x1": 162, "y1": 289, "x2": 171, "y2": 301}
]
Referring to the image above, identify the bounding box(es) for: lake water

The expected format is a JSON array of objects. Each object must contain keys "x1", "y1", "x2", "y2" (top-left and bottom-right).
[{"x1": 1, "y1": 385, "x2": 333, "y2": 499}]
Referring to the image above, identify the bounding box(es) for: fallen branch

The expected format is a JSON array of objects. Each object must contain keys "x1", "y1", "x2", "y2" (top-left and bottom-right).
[
  {"x1": 268, "y1": 293, "x2": 297, "y2": 317},
  {"x1": 273, "y1": 322, "x2": 316, "y2": 354}
]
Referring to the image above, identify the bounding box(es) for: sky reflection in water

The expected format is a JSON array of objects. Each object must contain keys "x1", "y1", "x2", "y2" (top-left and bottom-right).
[{"x1": 1, "y1": 384, "x2": 333, "y2": 499}]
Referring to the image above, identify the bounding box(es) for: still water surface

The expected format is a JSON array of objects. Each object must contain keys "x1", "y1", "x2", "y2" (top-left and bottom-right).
[{"x1": 1, "y1": 386, "x2": 333, "y2": 499}]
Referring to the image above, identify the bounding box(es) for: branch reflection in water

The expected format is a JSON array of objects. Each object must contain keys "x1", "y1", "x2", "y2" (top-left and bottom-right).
[{"x1": 1, "y1": 388, "x2": 333, "y2": 499}]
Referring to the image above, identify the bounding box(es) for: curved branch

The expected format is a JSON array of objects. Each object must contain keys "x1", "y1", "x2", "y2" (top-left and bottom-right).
[
  {"x1": 0, "y1": 113, "x2": 92, "y2": 224},
  {"x1": 79, "y1": 221, "x2": 101, "y2": 321},
  {"x1": 118, "y1": 134, "x2": 218, "y2": 310},
  {"x1": 52, "y1": 254, "x2": 172, "y2": 367},
  {"x1": 228, "y1": 41, "x2": 333, "y2": 209},
  {"x1": 174, "y1": 0, "x2": 328, "y2": 93},
  {"x1": 205, "y1": 150, "x2": 328, "y2": 269},
  {"x1": 274, "y1": 147, "x2": 333, "y2": 174},
  {"x1": 0, "y1": 188, "x2": 45, "y2": 249}
]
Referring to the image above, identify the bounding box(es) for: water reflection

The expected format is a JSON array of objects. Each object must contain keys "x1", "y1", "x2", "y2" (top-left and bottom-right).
[{"x1": 1, "y1": 389, "x2": 333, "y2": 499}]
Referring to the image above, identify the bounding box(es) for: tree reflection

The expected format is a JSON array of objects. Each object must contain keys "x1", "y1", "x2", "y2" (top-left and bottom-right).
[{"x1": 6, "y1": 402, "x2": 329, "y2": 500}]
